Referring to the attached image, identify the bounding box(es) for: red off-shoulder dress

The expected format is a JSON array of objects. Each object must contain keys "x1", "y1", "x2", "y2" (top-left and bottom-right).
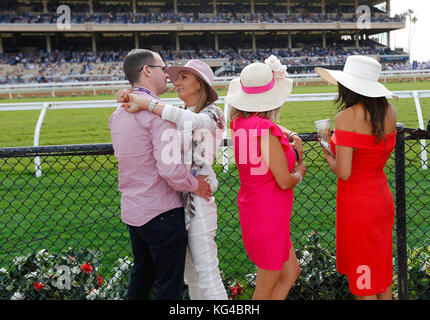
[{"x1": 330, "y1": 129, "x2": 396, "y2": 296}]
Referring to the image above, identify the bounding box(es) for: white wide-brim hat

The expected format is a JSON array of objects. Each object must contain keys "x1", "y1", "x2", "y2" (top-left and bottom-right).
[
  {"x1": 226, "y1": 62, "x2": 293, "y2": 112},
  {"x1": 315, "y1": 55, "x2": 397, "y2": 99},
  {"x1": 167, "y1": 59, "x2": 218, "y2": 103}
]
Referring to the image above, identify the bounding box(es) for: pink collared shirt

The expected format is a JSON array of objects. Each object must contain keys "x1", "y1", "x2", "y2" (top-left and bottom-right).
[{"x1": 109, "y1": 90, "x2": 198, "y2": 227}]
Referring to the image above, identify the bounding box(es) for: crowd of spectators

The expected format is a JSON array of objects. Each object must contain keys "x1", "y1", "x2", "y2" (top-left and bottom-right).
[
  {"x1": 0, "y1": 11, "x2": 404, "y2": 24},
  {"x1": 0, "y1": 46, "x2": 424, "y2": 84},
  {"x1": 383, "y1": 61, "x2": 430, "y2": 71}
]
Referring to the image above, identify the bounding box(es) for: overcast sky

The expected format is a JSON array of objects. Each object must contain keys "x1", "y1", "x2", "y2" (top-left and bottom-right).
[{"x1": 389, "y1": 0, "x2": 429, "y2": 62}]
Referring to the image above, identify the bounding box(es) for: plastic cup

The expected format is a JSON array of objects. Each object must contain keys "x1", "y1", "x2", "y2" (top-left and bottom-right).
[{"x1": 314, "y1": 119, "x2": 331, "y2": 141}]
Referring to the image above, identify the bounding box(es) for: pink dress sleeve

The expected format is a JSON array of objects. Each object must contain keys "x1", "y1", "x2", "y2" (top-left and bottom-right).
[
  {"x1": 250, "y1": 117, "x2": 292, "y2": 150},
  {"x1": 250, "y1": 117, "x2": 295, "y2": 173}
]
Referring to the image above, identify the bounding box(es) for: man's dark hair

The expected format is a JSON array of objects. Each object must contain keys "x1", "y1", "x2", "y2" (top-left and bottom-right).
[{"x1": 123, "y1": 49, "x2": 156, "y2": 86}]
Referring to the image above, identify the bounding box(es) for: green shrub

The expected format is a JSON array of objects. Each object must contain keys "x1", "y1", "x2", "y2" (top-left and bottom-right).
[
  {"x1": 243, "y1": 232, "x2": 353, "y2": 300},
  {"x1": 405, "y1": 240, "x2": 430, "y2": 300},
  {"x1": 288, "y1": 232, "x2": 353, "y2": 300}
]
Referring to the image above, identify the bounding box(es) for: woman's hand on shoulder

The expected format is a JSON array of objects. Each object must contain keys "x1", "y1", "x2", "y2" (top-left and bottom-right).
[
  {"x1": 115, "y1": 89, "x2": 131, "y2": 103},
  {"x1": 121, "y1": 93, "x2": 152, "y2": 113}
]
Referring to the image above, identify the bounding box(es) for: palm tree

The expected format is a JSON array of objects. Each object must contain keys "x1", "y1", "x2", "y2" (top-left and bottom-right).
[{"x1": 404, "y1": 9, "x2": 418, "y2": 53}]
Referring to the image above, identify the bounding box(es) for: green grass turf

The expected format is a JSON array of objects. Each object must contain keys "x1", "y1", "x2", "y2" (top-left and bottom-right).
[{"x1": 0, "y1": 81, "x2": 429, "y2": 148}]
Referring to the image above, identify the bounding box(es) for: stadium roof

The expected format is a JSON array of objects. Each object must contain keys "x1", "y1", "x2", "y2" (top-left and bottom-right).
[
  {"x1": 138, "y1": 0, "x2": 388, "y2": 6},
  {"x1": 9, "y1": 0, "x2": 389, "y2": 7}
]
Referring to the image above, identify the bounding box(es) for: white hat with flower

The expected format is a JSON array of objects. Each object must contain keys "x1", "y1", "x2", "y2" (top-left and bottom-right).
[{"x1": 226, "y1": 55, "x2": 293, "y2": 112}]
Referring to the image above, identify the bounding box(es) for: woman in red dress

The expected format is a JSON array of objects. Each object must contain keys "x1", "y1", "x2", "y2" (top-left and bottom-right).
[{"x1": 315, "y1": 56, "x2": 398, "y2": 300}]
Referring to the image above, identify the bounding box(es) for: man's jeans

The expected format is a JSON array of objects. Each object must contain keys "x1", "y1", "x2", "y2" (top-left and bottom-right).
[{"x1": 127, "y1": 207, "x2": 188, "y2": 300}]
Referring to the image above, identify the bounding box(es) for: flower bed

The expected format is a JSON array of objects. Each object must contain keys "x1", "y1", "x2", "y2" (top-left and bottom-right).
[{"x1": 0, "y1": 247, "x2": 132, "y2": 300}]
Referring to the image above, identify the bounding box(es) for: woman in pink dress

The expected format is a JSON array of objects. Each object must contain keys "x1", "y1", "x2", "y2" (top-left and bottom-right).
[{"x1": 226, "y1": 56, "x2": 307, "y2": 300}]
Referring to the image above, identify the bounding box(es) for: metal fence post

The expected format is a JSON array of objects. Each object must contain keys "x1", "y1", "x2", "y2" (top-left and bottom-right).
[{"x1": 394, "y1": 123, "x2": 408, "y2": 300}]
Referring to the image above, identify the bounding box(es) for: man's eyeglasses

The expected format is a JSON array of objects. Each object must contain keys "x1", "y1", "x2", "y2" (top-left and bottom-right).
[{"x1": 138, "y1": 65, "x2": 167, "y2": 73}]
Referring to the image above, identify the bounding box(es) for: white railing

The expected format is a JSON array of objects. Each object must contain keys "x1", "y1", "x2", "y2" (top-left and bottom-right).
[
  {"x1": 1, "y1": 91, "x2": 429, "y2": 176},
  {"x1": 1, "y1": 70, "x2": 429, "y2": 98}
]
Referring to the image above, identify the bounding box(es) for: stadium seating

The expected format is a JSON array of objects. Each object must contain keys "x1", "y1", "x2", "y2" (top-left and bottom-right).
[
  {"x1": 0, "y1": 12, "x2": 404, "y2": 24},
  {"x1": 0, "y1": 0, "x2": 417, "y2": 84},
  {"x1": 0, "y1": 45, "x2": 423, "y2": 84}
]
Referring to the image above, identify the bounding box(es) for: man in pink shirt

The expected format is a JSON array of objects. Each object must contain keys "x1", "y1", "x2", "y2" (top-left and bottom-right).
[{"x1": 109, "y1": 49, "x2": 212, "y2": 300}]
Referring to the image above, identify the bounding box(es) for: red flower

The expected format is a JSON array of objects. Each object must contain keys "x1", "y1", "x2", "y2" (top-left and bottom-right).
[
  {"x1": 80, "y1": 262, "x2": 94, "y2": 274},
  {"x1": 230, "y1": 286, "x2": 238, "y2": 299},
  {"x1": 236, "y1": 283, "x2": 243, "y2": 295},
  {"x1": 70, "y1": 257, "x2": 75, "y2": 261},
  {"x1": 34, "y1": 282, "x2": 45, "y2": 291},
  {"x1": 97, "y1": 275, "x2": 103, "y2": 286},
  {"x1": 311, "y1": 231, "x2": 316, "y2": 235}
]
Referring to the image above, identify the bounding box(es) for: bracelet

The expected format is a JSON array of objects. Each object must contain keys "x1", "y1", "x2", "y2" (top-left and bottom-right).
[
  {"x1": 293, "y1": 172, "x2": 303, "y2": 185},
  {"x1": 148, "y1": 99, "x2": 157, "y2": 113},
  {"x1": 289, "y1": 132, "x2": 299, "y2": 139}
]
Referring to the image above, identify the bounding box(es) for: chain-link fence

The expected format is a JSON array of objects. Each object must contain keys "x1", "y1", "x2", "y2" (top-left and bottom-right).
[{"x1": 0, "y1": 127, "x2": 429, "y2": 300}]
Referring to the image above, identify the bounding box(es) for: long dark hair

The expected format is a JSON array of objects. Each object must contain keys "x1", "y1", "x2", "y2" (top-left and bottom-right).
[{"x1": 335, "y1": 82, "x2": 389, "y2": 143}]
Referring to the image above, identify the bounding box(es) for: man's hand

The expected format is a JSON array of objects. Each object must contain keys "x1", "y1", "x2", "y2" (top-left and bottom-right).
[{"x1": 193, "y1": 176, "x2": 212, "y2": 201}]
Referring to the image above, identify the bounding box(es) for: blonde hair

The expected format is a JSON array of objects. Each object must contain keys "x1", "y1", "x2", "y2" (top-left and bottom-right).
[
  {"x1": 194, "y1": 77, "x2": 213, "y2": 114},
  {"x1": 229, "y1": 106, "x2": 281, "y2": 122}
]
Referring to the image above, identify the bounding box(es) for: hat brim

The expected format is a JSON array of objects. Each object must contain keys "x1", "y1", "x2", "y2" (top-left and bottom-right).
[
  {"x1": 226, "y1": 77, "x2": 293, "y2": 112},
  {"x1": 315, "y1": 67, "x2": 398, "y2": 99},
  {"x1": 167, "y1": 65, "x2": 219, "y2": 103}
]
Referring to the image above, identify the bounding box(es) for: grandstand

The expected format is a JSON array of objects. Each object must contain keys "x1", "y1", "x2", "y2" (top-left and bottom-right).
[{"x1": 0, "y1": 0, "x2": 413, "y2": 83}]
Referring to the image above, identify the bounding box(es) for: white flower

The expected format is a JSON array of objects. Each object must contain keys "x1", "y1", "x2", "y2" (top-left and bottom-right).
[
  {"x1": 264, "y1": 55, "x2": 288, "y2": 79},
  {"x1": 118, "y1": 257, "x2": 132, "y2": 271},
  {"x1": 86, "y1": 288, "x2": 99, "y2": 300},
  {"x1": 299, "y1": 250, "x2": 313, "y2": 266},
  {"x1": 264, "y1": 55, "x2": 281, "y2": 70},
  {"x1": 13, "y1": 256, "x2": 26, "y2": 265},
  {"x1": 107, "y1": 271, "x2": 122, "y2": 285},
  {"x1": 36, "y1": 249, "x2": 53, "y2": 261},
  {"x1": 37, "y1": 249, "x2": 47, "y2": 257},
  {"x1": 25, "y1": 271, "x2": 38, "y2": 279},
  {"x1": 0, "y1": 268, "x2": 7, "y2": 274},
  {"x1": 245, "y1": 273, "x2": 256, "y2": 287},
  {"x1": 10, "y1": 292, "x2": 25, "y2": 300},
  {"x1": 71, "y1": 266, "x2": 81, "y2": 274}
]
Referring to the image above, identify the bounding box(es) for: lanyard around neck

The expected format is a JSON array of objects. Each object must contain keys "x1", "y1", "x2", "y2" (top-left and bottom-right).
[{"x1": 132, "y1": 87, "x2": 159, "y2": 100}]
